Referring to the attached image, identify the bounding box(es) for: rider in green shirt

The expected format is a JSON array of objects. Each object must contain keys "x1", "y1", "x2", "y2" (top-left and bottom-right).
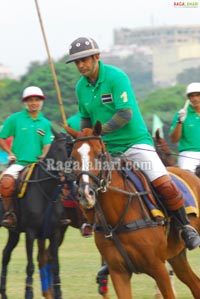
[
  {"x1": 169, "y1": 82, "x2": 200, "y2": 172},
  {"x1": 76, "y1": 60, "x2": 153, "y2": 153},
  {"x1": 65, "y1": 37, "x2": 200, "y2": 250},
  {"x1": 0, "y1": 86, "x2": 53, "y2": 228}
]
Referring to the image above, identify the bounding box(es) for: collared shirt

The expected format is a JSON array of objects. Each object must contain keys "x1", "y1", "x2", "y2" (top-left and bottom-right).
[
  {"x1": 76, "y1": 60, "x2": 153, "y2": 153},
  {"x1": 169, "y1": 104, "x2": 200, "y2": 152},
  {"x1": 0, "y1": 109, "x2": 52, "y2": 165},
  {"x1": 67, "y1": 112, "x2": 81, "y2": 131}
]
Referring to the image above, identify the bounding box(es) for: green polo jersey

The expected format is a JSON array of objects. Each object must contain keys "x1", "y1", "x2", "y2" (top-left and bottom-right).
[
  {"x1": 67, "y1": 112, "x2": 81, "y2": 131},
  {"x1": 0, "y1": 109, "x2": 53, "y2": 165},
  {"x1": 169, "y1": 105, "x2": 200, "y2": 152},
  {"x1": 76, "y1": 60, "x2": 153, "y2": 153}
]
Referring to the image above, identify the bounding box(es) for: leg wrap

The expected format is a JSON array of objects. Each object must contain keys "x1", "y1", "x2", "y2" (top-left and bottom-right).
[{"x1": 153, "y1": 176, "x2": 184, "y2": 211}]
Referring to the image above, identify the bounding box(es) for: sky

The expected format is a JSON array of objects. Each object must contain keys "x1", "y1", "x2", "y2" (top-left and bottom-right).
[{"x1": 1, "y1": 0, "x2": 200, "y2": 77}]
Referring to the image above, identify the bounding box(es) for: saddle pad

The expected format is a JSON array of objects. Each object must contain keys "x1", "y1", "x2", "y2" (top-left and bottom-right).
[
  {"x1": 123, "y1": 168, "x2": 199, "y2": 218},
  {"x1": 17, "y1": 163, "x2": 36, "y2": 198},
  {"x1": 169, "y1": 172, "x2": 199, "y2": 217},
  {"x1": 123, "y1": 168, "x2": 164, "y2": 218}
]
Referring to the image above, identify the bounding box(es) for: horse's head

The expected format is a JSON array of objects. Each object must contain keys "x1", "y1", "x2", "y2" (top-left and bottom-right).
[
  {"x1": 62, "y1": 121, "x2": 110, "y2": 209},
  {"x1": 153, "y1": 129, "x2": 176, "y2": 167},
  {"x1": 44, "y1": 128, "x2": 73, "y2": 177}
]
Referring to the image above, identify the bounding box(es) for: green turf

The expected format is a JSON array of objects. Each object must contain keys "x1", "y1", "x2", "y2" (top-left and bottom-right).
[{"x1": 0, "y1": 226, "x2": 199, "y2": 298}]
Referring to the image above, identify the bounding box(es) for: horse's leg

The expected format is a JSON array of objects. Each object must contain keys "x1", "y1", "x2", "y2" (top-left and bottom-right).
[
  {"x1": 49, "y1": 235, "x2": 62, "y2": 299},
  {"x1": 25, "y1": 232, "x2": 35, "y2": 299},
  {"x1": 153, "y1": 262, "x2": 176, "y2": 299},
  {"x1": 96, "y1": 262, "x2": 110, "y2": 299},
  {"x1": 149, "y1": 262, "x2": 176, "y2": 299},
  {"x1": 108, "y1": 268, "x2": 132, "y2": 299},
  {"x1": 37, "y1": 240, "x2": 52, "y2": 299},
  {"x1": 169, "y1": 249, "x2": 200, "y2": 299},
  {"x1": 0, "y1": 231, "x2": 20, "y2": 299}
]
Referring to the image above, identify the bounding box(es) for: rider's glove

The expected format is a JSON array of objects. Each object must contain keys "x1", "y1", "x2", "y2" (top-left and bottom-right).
[{"x1": 178, "y1": 109, "x2": 187, "y2": 123}]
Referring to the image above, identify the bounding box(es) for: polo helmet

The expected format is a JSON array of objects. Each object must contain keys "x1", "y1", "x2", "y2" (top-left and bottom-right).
[
  {"x1": 22, "y1": 86, "x2": 46, "y2": 101},
  {"x1": 186, "y1": 82, "x2": 200, "y2": 96},
  {"x1": 66, "y1": 37, "x2": 100, "y2": 64}
]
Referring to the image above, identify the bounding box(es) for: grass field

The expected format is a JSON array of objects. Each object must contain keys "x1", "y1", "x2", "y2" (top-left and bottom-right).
[{"x1": 0, "y1": 226, "x2": 199, "y2": 299}]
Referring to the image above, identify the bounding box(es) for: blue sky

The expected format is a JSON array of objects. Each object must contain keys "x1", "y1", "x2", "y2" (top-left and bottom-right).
[{"x1": 1, "y1": 0, "x2": 200, "y2": 76}]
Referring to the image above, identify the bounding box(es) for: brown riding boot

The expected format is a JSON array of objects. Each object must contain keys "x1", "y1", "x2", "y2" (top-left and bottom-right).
[
  {"x1": 153, "y1": 175, "x2": 200, "y2": 250},
  {"x1": 1, "y1": 197, "x2": 17, "y2": 228},
  {"x1": 0, "y1": 174, "x2": 17, "y2": 228}
]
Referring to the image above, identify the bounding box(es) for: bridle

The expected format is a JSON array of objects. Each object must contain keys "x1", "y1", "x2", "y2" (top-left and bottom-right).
[{"x1": 72, "y1": 136, "x2": 112, "y2": 193}]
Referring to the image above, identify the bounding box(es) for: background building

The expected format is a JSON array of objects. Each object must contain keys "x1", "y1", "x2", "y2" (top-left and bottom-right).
[{"x1": 111, "y1": 25, "x2": 200, "y2": 86}]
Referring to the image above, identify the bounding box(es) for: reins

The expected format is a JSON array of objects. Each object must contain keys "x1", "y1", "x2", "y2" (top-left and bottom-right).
[
  {"x1": 21, "y1": 161, "x2": 61, "y2": 183},
  {"x1": 74, "y1": 135, "x2": 112, "y2": 192}
]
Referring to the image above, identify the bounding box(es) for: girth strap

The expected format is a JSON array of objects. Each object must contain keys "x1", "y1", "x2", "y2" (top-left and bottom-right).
[{"x1": 94, "y1": 218, "x2": 165, "y2": 235}]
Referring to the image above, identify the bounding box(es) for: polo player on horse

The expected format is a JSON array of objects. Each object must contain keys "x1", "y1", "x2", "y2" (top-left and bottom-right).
[{"x1": 0, "y1": 86, "x2": 53, "y2": 228}]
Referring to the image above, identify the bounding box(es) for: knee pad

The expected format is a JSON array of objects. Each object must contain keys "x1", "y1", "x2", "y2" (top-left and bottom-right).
[
  {"x1": 153, "y1": 177, "x2": 184, "y2": 211},
  {"x1": 0, "y1": 175, "x2": 16, "y2": 197}
]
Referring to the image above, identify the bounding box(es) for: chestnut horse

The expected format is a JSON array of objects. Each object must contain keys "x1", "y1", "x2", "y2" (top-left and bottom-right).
[{"x1": 63, "y1": 121, "x2": 200, "y2": 299}]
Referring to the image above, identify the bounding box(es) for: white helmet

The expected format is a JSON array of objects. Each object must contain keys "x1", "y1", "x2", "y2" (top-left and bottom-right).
[
  {"x1": 186, "y1": 82, "x2": 200, "y2": 96},
  {"x1": 22, "y1": 86, "x2": 46, "y2": 101}
]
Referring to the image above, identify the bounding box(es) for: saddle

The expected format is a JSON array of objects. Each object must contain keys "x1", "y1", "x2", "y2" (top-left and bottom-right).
[
  {"x1": 121, "y1": 164, "x2": 165, "y2": 218},
  {"x1": 121, "y1": 163, "x2": 199, "y2": 218}
]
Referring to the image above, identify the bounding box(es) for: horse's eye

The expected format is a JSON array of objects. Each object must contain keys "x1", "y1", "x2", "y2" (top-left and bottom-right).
[{"x1": 95, "y1": 153, "x2": 101, "y2": 159}]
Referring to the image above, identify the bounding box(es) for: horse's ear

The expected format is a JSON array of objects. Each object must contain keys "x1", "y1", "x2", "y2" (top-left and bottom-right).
[
  {"x1": 155, "y1": 129, "x2": 161, "y2": 140},
  {"x1": 93, "y1": 121, "x2": 102, "y2": 136},
  {"x1": 51, "y1": 127, "x2": 60, "y2": 139},
  {"x1": 62, "y1": 123, "x2": 79, "y2": 139}
]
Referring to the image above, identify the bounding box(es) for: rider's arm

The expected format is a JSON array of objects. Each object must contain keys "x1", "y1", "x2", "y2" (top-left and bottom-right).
[
  {"x1": 0, "y1": 138, "x2": 13, "y2": 155},
  {"x1": 101, "y1": 108, "x2": 132, "y2": 135},
  {"x1": 39, "y1": 144, "x2": 51, "y2": 160},
  {"x1": 169, "y1": 123, "x2": 182, "y2": 143}
]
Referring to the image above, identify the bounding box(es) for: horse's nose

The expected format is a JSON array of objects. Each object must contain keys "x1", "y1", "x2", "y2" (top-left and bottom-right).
[
  {"x1": 89, "y1": 188, "x2": 95, "y2": 197},
  {"x1": 78, "y1": 187, "x2": 95, "y2": 199}
]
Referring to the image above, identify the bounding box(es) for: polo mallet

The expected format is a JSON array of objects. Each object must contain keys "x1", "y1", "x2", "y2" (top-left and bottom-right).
[
  {"x1": 34, "y1": 0, "x2": 67, "y2": 125},
  {"x1": 183, "y1": 99, "x2": 190, "y2": 111}
]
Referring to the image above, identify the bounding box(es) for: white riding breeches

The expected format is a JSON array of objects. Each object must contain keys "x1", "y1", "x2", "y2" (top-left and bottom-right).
[
  {"x1": 123, "y1": 144, "x2": 168, "y2": 182},
  {"x1": 178, "y1": 151, "x2": 200, "y2": 173},
  {"x1": 4, "y1": 164, "x2": 25, "y2": 179}
]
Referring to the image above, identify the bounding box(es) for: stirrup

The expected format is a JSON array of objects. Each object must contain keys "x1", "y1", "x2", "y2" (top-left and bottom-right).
[
  {"x1": 81, "y1": 223, "x2": 93, "y2": 237},
  {"x1": 181, "y1": 225, "x2": 200, "y2": 250},
  {"x1": 1, "y1": 212, "x2": 17, "y2": 229}
]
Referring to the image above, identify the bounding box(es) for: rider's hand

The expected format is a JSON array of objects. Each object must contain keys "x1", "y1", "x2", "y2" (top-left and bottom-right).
[
  {"x1": 8, "y1": 154, "x2": 17, "y2": 164},
  {"x1": 37, "y1": 155, "x2": 45, "y2": 161},
  {"x1": 178, "y1": 109, "x2": 187, "y2": 123}
]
